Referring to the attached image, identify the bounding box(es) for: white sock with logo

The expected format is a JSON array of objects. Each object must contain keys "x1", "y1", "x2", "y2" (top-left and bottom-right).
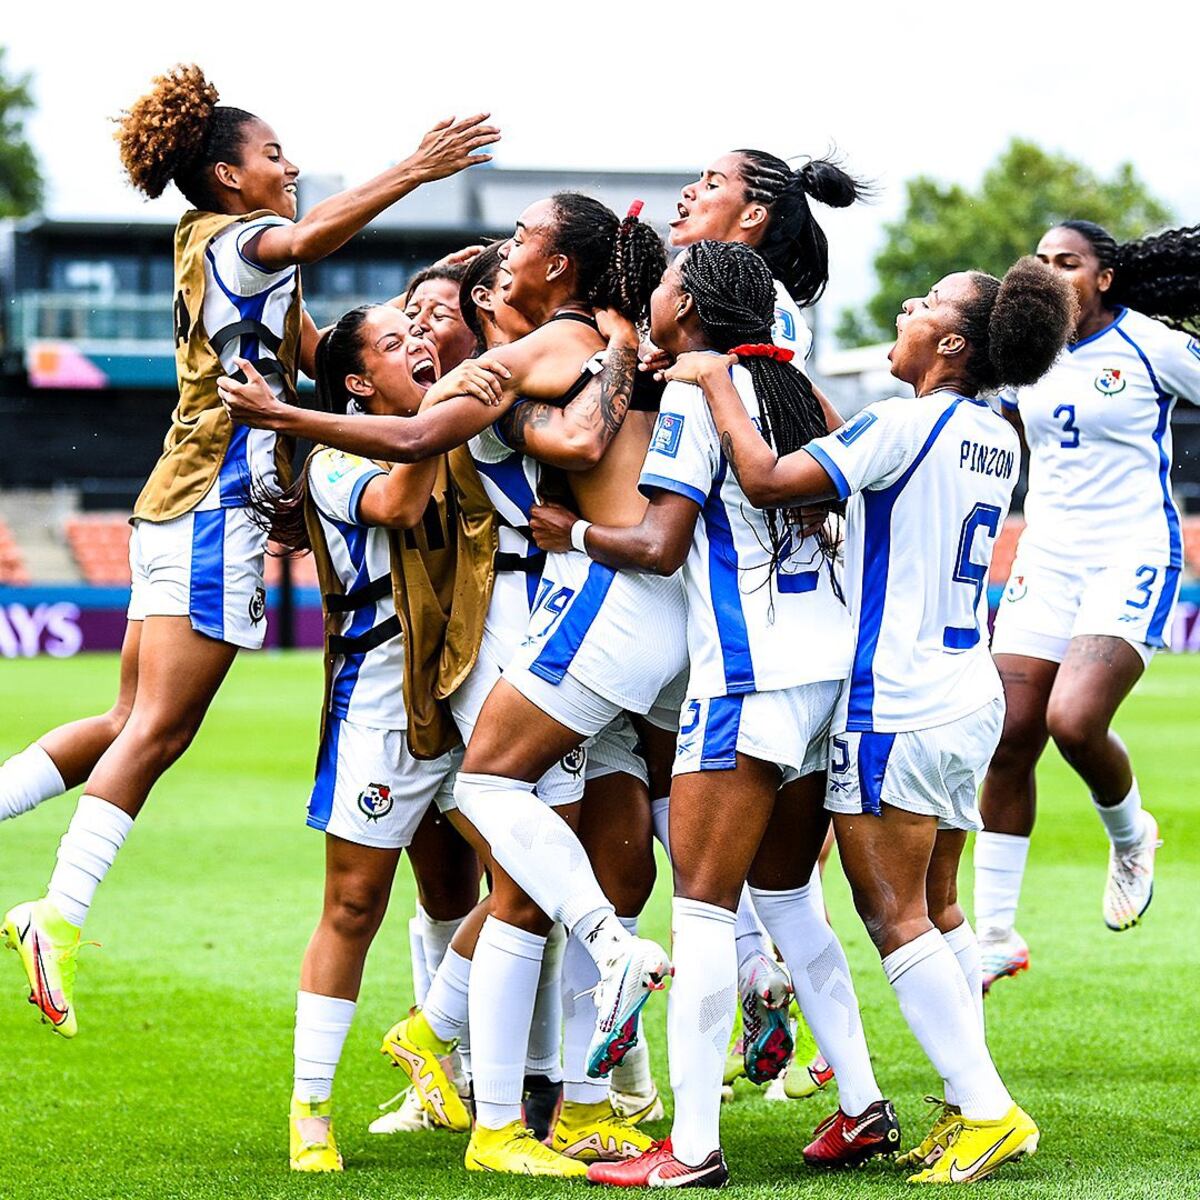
[
  {"x1": 527, "y1": 923, "x2": 565, "y2": 1082},
  {"x1": 973, "y1": 831, "x2": 1030, "y2": 935},
  {"x1": 293, "y1": 991, "x2": 356, "y2": 1103},
  {"x1": 882, "y1": 929, "x2": 1011, "y2": 1121},
  {"x1": 46, "y1": 794, "x2": 133, "y2": 929},
  {"x1": 1093, "y1": 779, "x2": 1145, "y2": 850},
  {"x1": 470, "y1": 916, "x2": 545, "y2": 1130},
  {"x1": 410, "y1": 911, "x2": 432, "y2": 1006},
  {"x1": 668, "y1": 897, "x2": 736, "y2": 1166},
  {"x1": 453, "y1": 772, "x2": 611, "y2": 929},
  {"x1": 561, "y1": 927, "x2": 610, "y2": 1104},
  {"x1": 0, "y1": 743, "x2": 65, "y2": 822},
  {"x1": 424, "y1": 945, "x2": 471, "y2": 1044},
  {"x1": 750, "y1": 883, "x2": 882, "y2": 1117}
]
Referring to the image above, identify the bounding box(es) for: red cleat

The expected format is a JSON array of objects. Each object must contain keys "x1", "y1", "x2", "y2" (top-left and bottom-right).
[
  {"x1": 587, "y1": 1138, "x2": 729, "y2": 1188},
  {"x1": 803, "y1": 1099, "x2": 900, "y2": 1169}
]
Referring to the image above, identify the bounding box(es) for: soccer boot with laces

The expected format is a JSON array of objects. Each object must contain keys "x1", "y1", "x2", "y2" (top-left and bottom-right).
[
  {"x1": 464, "y1": 1120, "x2": 588, "y2": 1176},
  {"x1": 802, "y1": 1098, "x2": 901, "y2": 1168},
  {"x1": 896, "y1": 1096, "x2": 962, "y2": 1168},
  {"x1": 380, "y1": 1009, "x2": 471, "y2": 1131},
  {"x1": 289, "y1": 1096, "x2": 343, "y2": 1172},
  {"x1": 1103, "y1": 811, "x2": 1161, "y2": 931},
  {"x1": 979, "y1": 927, "x2": 1030, "y2": 994},
  {"x1": 906, "y1": 1104, "x2": 1038, "y2": 1184},
  {"x1": 552, "y1": 1098, "x2": 655, "y2": 1162},
  {"x1": 3, "y1": 898, "x2": 85, "y2": 1038},
  {"x1": 586, "y1": 936, "x2": 672, "y2": 1078},
  {"x1": 586, "y1": 1138, "x2": 729, "y2": 1188}
]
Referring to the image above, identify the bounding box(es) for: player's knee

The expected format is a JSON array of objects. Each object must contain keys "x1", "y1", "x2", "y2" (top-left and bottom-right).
[
  {"x1": 991, "y1": 715, "x2": 1044, "y2": 774},
  {"x1": 326, "y1": 886, "x2": 387, "y2": 943},
  {"x1": 490, "y1": 890, "x2": 553, "y2": 937},
  {"x1": 595, "y1": 852, "x2": 656, "y2": 918},
  {"x1": 124, "y1": 710, "x2": 202, "y2": 771},
  {"x1": 419, "y1": 871, "x2": 480, "y2": 922},
  {"x1": 1045, "y1": 702, "x2": 1096, "y2": 761}
]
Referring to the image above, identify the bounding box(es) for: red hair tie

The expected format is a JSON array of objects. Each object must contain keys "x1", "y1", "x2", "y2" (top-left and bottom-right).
[
  {"x1": 729, "y1": 343, "x2": 795, "y2": 364},
  {"x1": 625, "y1": 200, "x2": 644, "y2": 220}
]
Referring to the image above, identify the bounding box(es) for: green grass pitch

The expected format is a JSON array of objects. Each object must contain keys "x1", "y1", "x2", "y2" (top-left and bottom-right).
[{"x1": 0, "y1": 651, "x2": 1197, "y2": 1199}]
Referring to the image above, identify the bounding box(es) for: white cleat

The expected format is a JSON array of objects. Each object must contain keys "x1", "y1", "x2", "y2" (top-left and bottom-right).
[
  {"x1": 980, "y1": 927, "x2": 1030, "y2": 994},
  {"x1": 1104, "y1": 812, "x2": 1161, "y2": 931},
  {"x1": 586, "y1": 936, "x2": 672, "y2": 1078},
  {"x1": 369, "y1": 1087, "x2": 434, "y2": 1133},
  {"x1": 608, "y1": 1085, "x2": 665, "y2": 1124},
  {"x1": 738, "y1": 952, "x2": 793, "y2": 1084}
]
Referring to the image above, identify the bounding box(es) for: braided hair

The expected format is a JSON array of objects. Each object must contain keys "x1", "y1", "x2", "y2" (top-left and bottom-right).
[
  {"x1": 114, "y1": 64, "x2": 259, "y2": 210},
  {"x1": 733, "y1": 150, "x2": 868, "y2": 307},
  {"x1": 1057, "y1": 219, "x2": 1200, "y2": 332},
  {"x1": 249, "y1": 305, "x2": 377, "y2": 553},
  {"x1": 547, "y1": 193, "x2": 666, "y2": 326},
  {"x1": 679, "y1": 239, "x2": 837, "y2": 578}
]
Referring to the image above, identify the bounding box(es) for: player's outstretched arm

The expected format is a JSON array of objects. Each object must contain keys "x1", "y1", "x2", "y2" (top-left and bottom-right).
[
  {"x1": 250, "y1": 115, "x2": 500, "y2": 270},
  {"x1": 667, "y1": 353, "x2": 838, "y2": 507}
]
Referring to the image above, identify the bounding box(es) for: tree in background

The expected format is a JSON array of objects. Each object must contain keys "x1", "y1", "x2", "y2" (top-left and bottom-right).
[
  {"x1": 837, "y1": 139, "x2": 1173, "y2": 346},
  {"x1": 0, "y1": 47, "x2": 42, "y2": 218}
]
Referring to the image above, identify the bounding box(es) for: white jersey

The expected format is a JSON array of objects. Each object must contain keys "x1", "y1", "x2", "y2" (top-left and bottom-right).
[
  {"x1": 772, "y1": 279, "x2": 813, "y2": 364},
  {"x1": 1003, "y1": 308, "x2": 1199, "y2": 571},
  {"x1": 308, "y1": 449, "x2": 406, "y2": 730},
  {"x1": 808, "y1": 392, "x2": 1020, "y2": 733},
  {"x1": 639, "y1": 368, "x2": 852, "y2": 699},
  {"x1": 198, "y1": 215, "x2": 298, "y2": 510}
]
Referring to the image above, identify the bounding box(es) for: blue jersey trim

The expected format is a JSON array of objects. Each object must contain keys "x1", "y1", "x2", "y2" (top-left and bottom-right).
[
  {"x1": 189, "y1": 509, "x2": 226, "y2": 641},
  {"x1": 855, "y1": 731, "x2": 896, "y2": 815},
  {"x1": 846, "y1": 396, "x2": 965, "y2": 730},
  {"x1": 804, "y1": 445, "x2": 851, "y2": 500},
  {"x1": 1113, "y1": 325, "x2": 1183, "y2": 572},
  {"x1": 529, "y1": 560, "x2": 617, "y2": 686},
  {"x1": 702, "y1": 458, "x2": 756, "y2": 695},
  {"x1": 1146, "y1": 565, "x2": 1181, "y2": 646},
  {"x1": 699, "y1": 695, "x2": 744, "y2": 770},
  {"x1": 638, "y1": 473, "x2": 707, "y2": 507},
  {"x1": 472, "y1": 453, "x2": 537, "y2": 522},
  {"x1": 1000, "y1": 396, "x2": 1019, "y2": 412},
  {"x1": 307, "y1": 714, "x2": 342, "y2": 831},
  {"x1": 234, "y1": 221, "x2": 288, "y2": 275},
  {"x1": 329, "y1": 523, "x2": 375, "y2": 717},
  {"x1": 347, "y1": 468, "x2": 386, "y2": 525},
  {"x1": 1067, "y1": 307, "x2": 1127, "y2": 353}
]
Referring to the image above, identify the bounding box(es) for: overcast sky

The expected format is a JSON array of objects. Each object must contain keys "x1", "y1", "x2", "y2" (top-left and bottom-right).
[{"x1": 5, "y1": 1, "x2": 1197, "y2": 335}]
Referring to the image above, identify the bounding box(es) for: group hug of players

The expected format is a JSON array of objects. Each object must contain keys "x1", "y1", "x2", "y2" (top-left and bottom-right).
[{"x1": 2, "y1": 64, "x2": 1198, "y2": 1188}]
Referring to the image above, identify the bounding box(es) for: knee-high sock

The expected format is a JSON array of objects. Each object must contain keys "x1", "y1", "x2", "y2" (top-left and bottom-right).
[
  {"x1": 941, "y1": 919, "x2": 984, "y2": 1109},
  {"x1": 734, "y1": 887, "x2": 772, "y2": 970},
  {"x1": 47, "y1": 794, "x2": 133, "y2": 929},
  {"x1": 882, "y1": 929, "x2": 1011, "y2": 1121},
  {"x1": 421, "y1": 909, "x2": 465, "y2": 983},
  {"x1": 750, "y1": 883, "x2": 881, "y2": 1117},
  {"x1": 454, "y1": 772, "x2": 618, "y2": 953},
  {"x1": 561, "y1": 927, "x2": 609, "y2": 1104},
  {"x1": 410, "y1": 911, "x2": 432, "y2": 1006},
  {"x1": 973, "y1": 831, "x2": 1030, "y2": 935},
  {"x1": 470, "y1": 916, "x2": 546, "y2": 1129},
  {"x1": 0, "y1": 744, "x2": 65, "y2": 822},
  {"x1": 608, "y1": 915, "x2": 653, "y2": 1095},
  {"x1": 527, "y1": 923, "x2": 565, "y2": 1080},
  {"x1": 668, "y1": 897, "x2": 736, "y2": 1166},
  {"x1": 294, "y1": 991, "x2": 356, "y2": 1103},
  {"x1": 651, "y1": 795, "x2": 671, "y2": 856},
  {"x1": 424, "y1": 945, "x2": 471, "y2": 1044}
]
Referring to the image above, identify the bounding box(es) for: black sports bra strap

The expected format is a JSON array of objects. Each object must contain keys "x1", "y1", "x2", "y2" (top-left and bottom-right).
[{"x1": 548, "y1": 311, "x2": 600, "y2": 331}]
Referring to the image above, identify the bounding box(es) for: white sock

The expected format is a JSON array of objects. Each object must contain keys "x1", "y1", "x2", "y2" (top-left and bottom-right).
[
  {"x1": 470, "y1": 916, "x2": 545, "y2": 1129},
  {"x1": 421, "y1": 908, "x2": 465, "y2": 983},
  {"x1": 650, "y1": 795, "x2": 671, "y2": 856},
  {"x1": 410, "y1": 912, "x2": 432, "y2": 1006},
  {"x1": 293, "y1": 990, "x2": 356, "y2": 1103},
  {"x1": 609, "y1": 915, "x2": 653, "y2": 1095},
  {"x1": 46, "y1": 794, "x2": 133, "y2": 929},
  {"x1": 573, "y1": 907, "x2": 632, "y2": 973},
  {"x1": 0, "y1": 744, "x2": 65, "y2": 822},
  {"x1": 882, "y1": 929, "x2": 1011, "y2": 1121},
  {"x1": 527, "y1": 923, "x2": 565, "y2": 1081},
  {"x1": 668, "y1": 897, "x2": 736, "y2": 1166},
  {"x1": 750, "y1": 883, "x2": 881, "y2": 1116},
  {"x1": 943, "y1": 919, "x2": 984, "y2": 1035},
  {"x1": 453, "y1": 772, "x2": 611, "y2": 929},
  {"x1": 1093, "y1": 779, "x2": 1145, "y2": 850},
  {"x1": 424, "y1": 945, "x2": 471, "y2": 1043},
  {"x1": 561, "y1": 927, "x2": 609, "y2": 1104},
  {"x1": 734, "y1": 886, "x2": 772, "y2": 969},
  {"x1": 973, "y1": 831, "x2": 1030, "y2": 935}
]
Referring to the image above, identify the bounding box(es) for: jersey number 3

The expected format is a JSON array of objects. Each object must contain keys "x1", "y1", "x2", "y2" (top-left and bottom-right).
[
  {"x1": 1053, "y1": 403, "x2": 1080, "y2": 449},
  {"x1": 944, "y1": 503, "x2": 1003, "y2": 650}
]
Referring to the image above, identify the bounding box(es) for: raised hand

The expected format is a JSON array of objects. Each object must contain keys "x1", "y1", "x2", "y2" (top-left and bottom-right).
[
  {"x1": 421, "y1": 358, "x2": 511, "y2": 409},
  {"x1": 406, "y1": 114, "x2": 500, "y2": 183}
]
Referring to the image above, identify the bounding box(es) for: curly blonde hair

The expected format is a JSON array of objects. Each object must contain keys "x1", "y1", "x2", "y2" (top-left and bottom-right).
[{"x1": 114, "y1": 64, "x2": 256, "y2": 208}]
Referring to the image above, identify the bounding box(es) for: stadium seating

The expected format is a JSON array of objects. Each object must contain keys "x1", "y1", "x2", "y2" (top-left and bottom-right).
[
  {"x1": 0, "y1": 520, "x2": 31, "y2": 585},
  {"x1": 64, "y1": 514, "x2": 132, "y2": 585}
]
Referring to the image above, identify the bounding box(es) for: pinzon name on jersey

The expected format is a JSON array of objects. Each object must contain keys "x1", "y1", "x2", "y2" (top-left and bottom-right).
[{"x1": 960, "y1": 440, "x2": 1015, "y2": 480}]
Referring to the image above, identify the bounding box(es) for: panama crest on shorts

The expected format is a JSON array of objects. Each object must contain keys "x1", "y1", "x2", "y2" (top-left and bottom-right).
[{"x1": 357, "y1": 783, "x2": 394, "y2": 822}]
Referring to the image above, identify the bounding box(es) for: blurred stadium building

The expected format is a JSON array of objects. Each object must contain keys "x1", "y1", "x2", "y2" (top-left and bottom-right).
[{"x1": 1, "y1": 167, "x2": 1199, "y2": 657}]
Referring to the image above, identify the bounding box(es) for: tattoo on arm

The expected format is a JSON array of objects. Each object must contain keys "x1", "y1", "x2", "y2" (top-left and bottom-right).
[
  {"x1": 596, "y1": 347, "x2": 636, "y2": 443},
  {"x1": 500, "y1": 401, "x2": 556, "y2": 450},
  {"x1": 720, "y1": 431, "x2": 744, "y2": 486}
]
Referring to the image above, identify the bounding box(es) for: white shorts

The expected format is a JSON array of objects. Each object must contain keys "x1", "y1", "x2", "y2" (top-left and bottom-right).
[
  {"x1": 672, "y1": 680, "x2": 840, "y2": 787},
  {"x1": 450, "y1": 623, "x2": 586, "y2": 808},
  {"x1": 825, "y1": 697, "x2": 1005, "y2": 833},
  {"x1": 991, "y1": 550, "x2": 1179, "y2": 668},
  {"x1": 507, "y1": 550, "x2": 688, "y2": 713},
  {"x1": 128, "y1": 506, "x2": 268, "y2": 650},
  {"x1": 308, "y1": 716, "x2": 461, "y2": 850},
  {"x1": 585, "y1": 714, "x2": 649, "y2": 787},
  {"x1": 645, "y1": 671, "x2": 688, "y2": 734}
]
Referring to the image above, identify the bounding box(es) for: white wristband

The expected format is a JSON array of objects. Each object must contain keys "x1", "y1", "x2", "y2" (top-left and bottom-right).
[{"x1": 570, "y1": 520, "x2": 593, "y2": 555}]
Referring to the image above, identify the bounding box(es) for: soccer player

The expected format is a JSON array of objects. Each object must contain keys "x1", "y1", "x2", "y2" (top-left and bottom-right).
[
  {"x1": 531, "y1": 241, "x2": 888, "y2": 1187},
  {"x1": 676, "y1": 256, "x2": 1075, "y2": 1184},
  {"x1": 0, "y1": 63, "x2": 497, "y2": 1039},
  {"x1": 976, "y1": 221, "x2": 1200, "y2": 981}
]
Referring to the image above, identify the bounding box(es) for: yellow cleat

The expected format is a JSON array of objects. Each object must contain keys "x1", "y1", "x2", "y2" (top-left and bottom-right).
[
  {"x1": 552, "y1": 1099, "x2": 655, "y2": 1162},
  {"x1": 380, "y1": 1010, "x2": 471, "y2": 1132},
  {"x1": 907, "y1": 1104, "x2": 1038, "y2": 1184},
  {"x1": 289, "y1": 1096, "x2": 343, "y2": 1172},
  {"x1": 465, "y1": 1120, "x2": 588, "y2": 1176},
  {"x1": 896, "y1": 1096, "x2": 961, "y2": 1169},
  {"x1": 3, "y1": 898, "x2": 85, "y2": 1039}
]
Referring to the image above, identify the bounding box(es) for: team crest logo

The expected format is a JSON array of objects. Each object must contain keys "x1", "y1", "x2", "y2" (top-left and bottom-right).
[
  {"x1": 1004, "y1": 575, "x2": 1028, "y2": 603},
  {"x1": 357, "y1": 783, "x2": 393, "y2": 821},
  {"x1": 1094, "y1": 368, "x2": 1126, "y2": 395},
  {"x1": 560, "y1": 747, "x2": 586, "y2": 777},
  {"x1": 324, "y1": 450, "x2": 364, "y2": 483},
  {"x1": 650, "y1": 413, "x2": 684, "y2": 458},
  {"x1": 248, "y1": 587, "x2": 266, "y2": 623}
]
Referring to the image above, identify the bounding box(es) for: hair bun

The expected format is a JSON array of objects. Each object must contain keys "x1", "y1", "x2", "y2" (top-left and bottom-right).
[{"x1": 795, "y1": 158, "x2": 865, "y2": 209}]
